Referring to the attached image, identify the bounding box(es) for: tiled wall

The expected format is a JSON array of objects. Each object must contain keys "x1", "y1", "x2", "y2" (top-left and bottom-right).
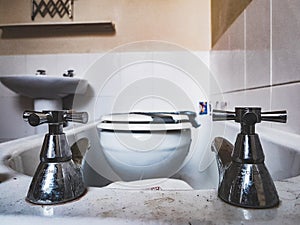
[
  {"x1": 210, "y1": 0, "x2": 300, "y2": 136},
  {"x1": 2, "y1": 0, "x2": 300, "y2": 141},
  {"x1": 0, "y1": 53, "x2": 101, "y2": 142},
  {"x1": 0, "y1": 47, "x2": 210, "y2": 142}
]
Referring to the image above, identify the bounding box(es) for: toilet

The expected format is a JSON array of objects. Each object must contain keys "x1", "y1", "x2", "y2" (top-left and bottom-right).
[{"x1": 97, "y1": 112, "x2": 199, "y2": 181}]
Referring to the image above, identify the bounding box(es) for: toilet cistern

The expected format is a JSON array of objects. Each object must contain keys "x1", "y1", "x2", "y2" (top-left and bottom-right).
[{"x1": 23, "y1": 110, "x2": 88, "y2": 205}]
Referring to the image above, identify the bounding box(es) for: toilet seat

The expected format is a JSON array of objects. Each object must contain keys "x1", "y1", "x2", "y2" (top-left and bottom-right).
[
  {"x1": 98, "y1": 112, "x2": 192, "y2": 131},
  {"x1": 97, "y1": 112, "x2": 194, "y2": 181}
]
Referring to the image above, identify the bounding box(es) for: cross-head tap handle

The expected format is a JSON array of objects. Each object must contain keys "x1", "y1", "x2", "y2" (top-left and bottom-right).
[
  {"x1": 212, "y1": 107, "x2": 287, "y2": 125},
  {"x1": 23, "y1": 110, "x2": 88, "y2": 127}
]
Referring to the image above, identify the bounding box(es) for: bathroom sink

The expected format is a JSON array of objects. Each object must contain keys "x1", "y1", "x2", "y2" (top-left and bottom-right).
[
  {"x1": 5, "y1": 123, "x2": 300, "y2": 182},
  {"x1": 1, "y1": 123, "x2": 300, "y2": 224},
  {"x1": 0, "y1": 75, "x2": 88, "y2": 99},
  {"x1": 7, "y1": 138, "x2": 300, "y2": 181}
]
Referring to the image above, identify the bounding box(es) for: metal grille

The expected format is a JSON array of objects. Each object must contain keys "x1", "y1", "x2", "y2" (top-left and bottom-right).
[{"x1": 31, "y1": 0, "x2": 73, "y2": 21}]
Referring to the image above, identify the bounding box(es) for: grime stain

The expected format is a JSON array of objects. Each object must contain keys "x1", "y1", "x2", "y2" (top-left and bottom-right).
[
  {"x1": 101, "y1": 210, "x2": 116, "y2": 217},
  {"x1": 144, "y1": 197, "x2": 175, "y2": 206}
]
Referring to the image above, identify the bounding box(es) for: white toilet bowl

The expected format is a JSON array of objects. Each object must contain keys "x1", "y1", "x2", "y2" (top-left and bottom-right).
[{"x1": 97, "y1": 112, "x2": 195, "y2": 181}]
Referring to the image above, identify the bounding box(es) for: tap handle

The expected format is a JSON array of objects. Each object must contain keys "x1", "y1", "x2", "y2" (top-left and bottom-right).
[
  {"x1": 212, "y1": 109, "x2": 236, "y2": 121},
  {"x1": 63, "y1": 69, "x2": 75, "y2": 77},
  {"x1": 212, "y1": 108, "x2": 287, "y2": 124},
  {"x1": 64, "y1": 111, "x2": 88, "y2": 124},
  {"x1": 23, "y1": 111, "x2": 50, "y2": 126},
  {"x1": 23, "y1": 110, "x2": 89, "y2": 126},
  {"x1": 261, "y1": 110, "x2": 287, "y2": 123},
  {"x1": 36, "y1": 69, "x2": 46, "y2": 75}
]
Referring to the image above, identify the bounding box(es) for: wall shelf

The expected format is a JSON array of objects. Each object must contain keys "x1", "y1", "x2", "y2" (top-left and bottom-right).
[{"x1": 0, "y1": 21, "x2": 115, "y2": 38}]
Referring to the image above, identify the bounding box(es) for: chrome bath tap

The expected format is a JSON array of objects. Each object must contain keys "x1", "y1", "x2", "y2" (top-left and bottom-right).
[
  {"x1": 211, "y1": 107, "x2": 287, "y2": 208},
  {"x1": 23, "y1": 110, "x2": 88, "y2": 205}
]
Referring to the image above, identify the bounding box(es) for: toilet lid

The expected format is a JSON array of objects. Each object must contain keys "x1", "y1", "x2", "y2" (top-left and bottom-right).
[{"x1": 98, "y1": 112, "x2": 192, "y2": 131}]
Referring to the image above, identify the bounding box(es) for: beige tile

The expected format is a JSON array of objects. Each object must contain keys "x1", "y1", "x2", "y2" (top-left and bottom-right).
[
  {"x1": 246, "y1": 0, "x2": 270, "y2": 50},
  {"x1": 272, "y1": 0, "x2": 300, "y2": 84}
]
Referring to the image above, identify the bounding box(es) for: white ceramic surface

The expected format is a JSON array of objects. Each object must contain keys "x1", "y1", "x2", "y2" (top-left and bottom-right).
[
  {"x1": 99, "y1": 129, "x2": 192, "y2": 181},
  {"x1": 6, "y1": 123, "x2": 300, "y2": 183},
  {"x1": 0, "y1": 75, "x2": 88, "y2": 99}
]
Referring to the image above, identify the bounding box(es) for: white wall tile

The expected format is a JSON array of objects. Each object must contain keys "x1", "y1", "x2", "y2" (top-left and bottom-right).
[
  {"x1": 82, "y1": 53, "x2": 104, "y2": 74},
  {"x1": 98, "y1": 69, "x2": 122, "y2": 97},
  {"x1": 272, "y1": 49, "x2": 300, "y2": 84},
  {"x1": 243, "y1": 88, "x2": 271, "y2": 111},
  {"x1": 53, "y1": 53, "x2": 103, "y2": 79},
  {"x1": 246, "y1": 50, "x2": 270, "y2": 88},
  {"x1": 0, "y1": 96, "x2": 34, "y2": 140},
  {"x1": 153, "y1": 61, "x2": 208, "y2": 106},
  {"x1": 120, "y1": 51, "x2": 153, "y2": 67},
  {"x1": 0, "y1": 55, "x2": 28, "y2": 97},
  {"x1": 0, "y1": 55, "x2": 26, "y2": 75},
  {"x1": 194, "y1": 51, "x2": 210, "y2": 68},
  {"x1": 82, "y1": 52, "x2": 121, "y2": 97},
  {"x1": 270, "y1": 83, "x2": 300, "y2": 134},
  {"x1": 220, "y1": 88, "x2": 272, "y2": 113},
  {"x1": 93, "y1": 96, "x2": 115, "y2": 121},
  {"x1": 152, "y1": 51, "x2": 210, "y2": 87},
  {"x1": 55, "y1": 54, "x2": 89, "y2": 78},
  {"x1": 26, "y1": 54, "x2": 58, "y2": 76},
  {"x1": 210, "y1": 50, "x2": 245, "y2": 93},
  {"x1": 218, "y1": 92, "x2": 246, "y2": 111},
  {"x1": 120, "y1": 61, "x2": 154, "y2": 91}
]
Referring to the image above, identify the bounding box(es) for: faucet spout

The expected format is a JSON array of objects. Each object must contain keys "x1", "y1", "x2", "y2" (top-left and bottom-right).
[{"x1": 211, "y1": 137, "x2": 233, "y2": 184}]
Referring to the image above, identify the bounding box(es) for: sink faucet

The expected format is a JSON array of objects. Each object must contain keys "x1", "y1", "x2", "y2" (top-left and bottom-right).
[
  {"x1": 23, "y1": 110, "x2": 88, "y2": 205},
  {"x1": 36, "y1": 69, "x2": 46, "y2": 75},
  {"x1": 63, "y1": 69, "x2": 75, "y2": 77},
  {"x1": 211, "y1": 107, "x2": 287, "y2": 208}
]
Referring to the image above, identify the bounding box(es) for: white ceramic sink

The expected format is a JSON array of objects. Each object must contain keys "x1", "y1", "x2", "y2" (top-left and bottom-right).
[
  {"x1": 0, "y1": 75, "x2": 88, "y2": 99},
  {"x1": 5, "y1": 122, "x2": 300, "y2": 183}
]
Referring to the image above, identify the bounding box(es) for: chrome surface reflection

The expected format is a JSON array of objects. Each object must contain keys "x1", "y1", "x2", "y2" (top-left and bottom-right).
[
  {"x1": 212, "y1": 107, "x2": 287, "y2": 208},
  {"x1": 24, "y1": 110, "x2": 88, "y2": 205}
]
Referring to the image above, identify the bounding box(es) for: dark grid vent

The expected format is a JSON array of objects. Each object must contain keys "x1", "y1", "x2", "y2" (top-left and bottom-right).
[{"x1": 31, "y1": 0, "x2": 73, "y2": 21}]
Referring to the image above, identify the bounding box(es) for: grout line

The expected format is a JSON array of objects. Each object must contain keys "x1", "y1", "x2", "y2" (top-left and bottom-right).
[
  {"x1": 270, "y1": 0, "x2": 273, "y2": 111},
  {"x1": 244, "y1": 9, "x2": 247, "y2": 92},
  {"x1": 211, "y1": 80, "x2": 300, "y2": 95}
]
